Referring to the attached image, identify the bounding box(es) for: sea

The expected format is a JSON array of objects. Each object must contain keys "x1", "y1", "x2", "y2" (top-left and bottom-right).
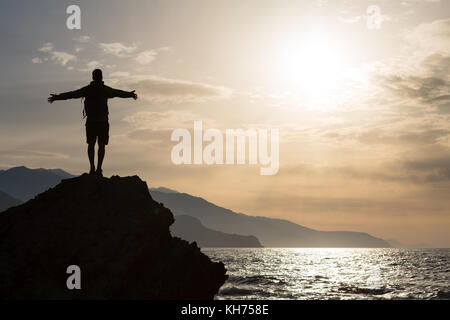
[{"x1": 202, "y1": 248, "x2": 450, "y2": 300}]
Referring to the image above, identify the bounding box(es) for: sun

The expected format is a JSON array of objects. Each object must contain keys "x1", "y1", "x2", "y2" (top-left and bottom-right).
[{"x1": 274, "y1": 34, "x2": 349, "y2": 110}]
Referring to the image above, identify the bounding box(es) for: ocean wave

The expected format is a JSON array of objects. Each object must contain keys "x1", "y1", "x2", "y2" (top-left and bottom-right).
[
  {"x1": 435, "y1": 289, "x2": 450, "y2": 300},
  {"x1": 228, "y1": 275, "x2": 287, "y2": 286},
  {"x1": 338, "y1": 285, "x2": 392, "y2": 295},
  {"x1": 219, "y1": 286, "x2": 273, "y2": 297}
]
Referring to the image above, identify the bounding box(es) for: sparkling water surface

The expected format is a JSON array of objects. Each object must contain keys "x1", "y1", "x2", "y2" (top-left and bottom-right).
[{"x1": 202, "y1": 248, "x2": 450, "y2": 300}]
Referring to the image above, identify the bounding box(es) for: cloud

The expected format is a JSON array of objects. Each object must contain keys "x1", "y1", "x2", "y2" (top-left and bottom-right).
[
  {"x1": 134, "y1": 50, "x2": 158, "y2": 65},
  {"x1": 99, "y1": 43, "x2": 171, "y2": 64},
  {"x1": 31, "y1": 57, "x2": 44, "y2": 64},
  {"x1": 133, "y1": 47, "x2": 172, "y2": 65},
  {"x1": 403, "y1": 155, "x2": 450, "y2": 182},
  {"x1": 109, "y1": 71, "x2": 129, "y2": 78},
  {"x1": 403, "y1": 0, "x2": 441, "y2": 3},
  {"x1": 0, "y1": 149, "x2": 69, "y2": 160},
  {"x1": 87, "y1": 60, "x2": 102, "y2": 69},
  {"x1": 38, "y1": 42, "x2": 54, "y2": 52},
  {"x1": 340, "y1": 16, "x2": 361, "y2": 24},
  {"x1": 377, "y1": 74, "x2": 449, "y2": 108},
  {"x1": 323, "y1": 124, "x2": 450, "y2": 149},
  {"x1": 122, "y1": 111, "x2": 219, "y2": 150},
  {"x1": 73, "y1": 36, "x2": 90, "y2": 53},
  {"x1": 371, "y1": 19, "x2": 450, "y2": 113},
  {"x1": 98, "y1": 42, "x2": 137, "y2": 57},
  {"x1": 73, "y1": 35, "x2": 91, "y2": 43},
  {"x1": 35, "y1": 42, "x2": 77, "y2": 66},
  {"x1": 127, "y1": 128, "x2": 173, "y2": 145},
  {"x1": 157, "y1": 46, "x2": 173, "y2": 53},
  {"x1": 123, "y1": 110, "x2": 217, "y2": 130},
  {"x1": 112, "y1": 75, "x2": 232, "y2": 103},
  {"x1": 50, "y1": 51, "x2": 77, "y2": 66},
  {"x1": 404, "y1": 19, "x2": 450, "y2": 53}
]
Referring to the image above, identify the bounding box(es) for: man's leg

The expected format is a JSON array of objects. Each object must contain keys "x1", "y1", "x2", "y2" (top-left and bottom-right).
[
  {"x1": 88, "y1": 142, "x2": 95, "y2": 173},
  {"x1": 96, "y1": 122, "x2": 109, "y2": 176},
  {"x1": 97, "y1": 142, "x2": 105, "y2": 173}
]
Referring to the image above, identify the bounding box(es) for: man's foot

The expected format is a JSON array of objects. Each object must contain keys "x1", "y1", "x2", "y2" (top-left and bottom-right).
[
  {"x1": 89, "y1": 167, "x2": 96, "y2": 175},
  {"x1": 95, "y1": 169, "x2": 103, "y2": 177}
]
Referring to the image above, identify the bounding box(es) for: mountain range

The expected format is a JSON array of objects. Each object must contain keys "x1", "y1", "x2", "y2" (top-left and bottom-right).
[
  {"x1": 0, "y1": 166, "x2": 392, "y2": 247},
  {"x1": 149, "y1": 188, "x2": 390, "y2": 247},
  {"x1": 0, "y1": 190, "x2": 21, "y2": 212},
  {"x1": 171, "y1": 215, "x2": 262, "y2": 247},
  {"x1": 0, "y1": 166, "x2": 74, "y2": 202}
]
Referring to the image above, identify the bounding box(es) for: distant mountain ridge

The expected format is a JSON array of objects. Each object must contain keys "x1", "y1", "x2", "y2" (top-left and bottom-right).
[
  {"x1": 150, "y1": 190, "x2": 391, "y2": 248},
  {"x1": 149, "y1": 187, "x2": 179, "y2": 194},
  {"x1": 172, "y1": 215, "x2": 263, "y2": 248},
  {"x1": 0, "y1": 166, "x2": 74, "y2": 201},
  {"x1": 0, "y1": 190, "x2": 22, "y2": 212},
  {"x1": 36, "y1": 168, "x2": 75, "y2": 180}
]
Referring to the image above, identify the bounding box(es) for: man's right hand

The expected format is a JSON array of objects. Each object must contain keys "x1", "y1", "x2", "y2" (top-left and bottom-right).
[
  {"x1": 131, "y1": 90, "x2": 138, "y2": 100},
  {"x1": 48, "y1": 94, "x2": 57, "y2": 104}
]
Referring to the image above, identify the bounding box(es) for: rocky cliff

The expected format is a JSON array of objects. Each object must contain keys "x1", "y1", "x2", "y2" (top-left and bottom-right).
[{"x1": 0, "y1": 174, "x2": 227, "y2": 299}]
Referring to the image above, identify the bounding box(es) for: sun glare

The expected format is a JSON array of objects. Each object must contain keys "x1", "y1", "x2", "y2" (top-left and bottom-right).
[{"x1": 274, "y1": 34, "x2": 350, "y2": 110}]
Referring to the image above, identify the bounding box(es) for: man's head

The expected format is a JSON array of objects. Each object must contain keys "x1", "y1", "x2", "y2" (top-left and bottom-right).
[{"x1": 92, "y1": 69, "x2": 103, "y2": 81}]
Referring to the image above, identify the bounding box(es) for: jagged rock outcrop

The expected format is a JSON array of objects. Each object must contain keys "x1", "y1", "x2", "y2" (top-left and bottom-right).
[{"x1": 0, "y1": 174, "x2": 227, "y2": 300}]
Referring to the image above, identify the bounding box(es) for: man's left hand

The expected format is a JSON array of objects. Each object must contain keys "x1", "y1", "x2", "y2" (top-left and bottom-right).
[{"x1": 48, "y1": 94, "x2": 57, "y2": 104}]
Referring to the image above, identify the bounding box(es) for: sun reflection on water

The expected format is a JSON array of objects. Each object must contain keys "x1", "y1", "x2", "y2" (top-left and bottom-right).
[{"x1": 203, "y1": 248, "x2": 450, "y2": 300}]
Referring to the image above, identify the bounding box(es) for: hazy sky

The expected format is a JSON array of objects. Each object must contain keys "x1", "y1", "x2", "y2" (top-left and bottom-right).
[{"x1": 0, "y1": 0, "x2": 449, "y2": 246}]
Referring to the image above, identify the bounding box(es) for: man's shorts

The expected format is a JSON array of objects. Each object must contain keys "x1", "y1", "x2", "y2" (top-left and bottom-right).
[{"x1": 86, "y1": 121, "x2": 109, "y2": 145}]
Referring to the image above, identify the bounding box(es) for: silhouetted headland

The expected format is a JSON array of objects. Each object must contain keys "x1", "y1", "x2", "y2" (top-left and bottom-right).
[
  {"x1": 0, "y1": 174, "x2": 227, "y2": 299},
  {"x1": 171, "y1": 215, "x2": 263, "y2": 248},
  {"x1": 151, "y1": 190, "x2": 392, "y2": 248}
]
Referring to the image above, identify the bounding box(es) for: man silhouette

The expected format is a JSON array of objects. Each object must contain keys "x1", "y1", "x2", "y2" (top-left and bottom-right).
[{"x1": 48, "y1": 69, "x2": 137, "y2": 176}]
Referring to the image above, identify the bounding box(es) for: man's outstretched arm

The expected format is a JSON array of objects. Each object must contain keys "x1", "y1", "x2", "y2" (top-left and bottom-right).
[
  {"x1": 106, "y1": 86, "x2": 138, "y2": 100},
  {"x1": 48, "y1": 87, "x2": 87, "y2": 103}
]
